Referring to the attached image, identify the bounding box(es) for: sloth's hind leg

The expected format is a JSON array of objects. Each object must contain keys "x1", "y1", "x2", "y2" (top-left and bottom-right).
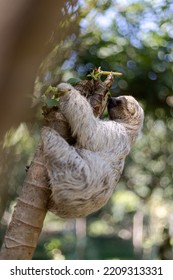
[{"x1": 41, "y1": 127, "x2": 89, "y2": 188}]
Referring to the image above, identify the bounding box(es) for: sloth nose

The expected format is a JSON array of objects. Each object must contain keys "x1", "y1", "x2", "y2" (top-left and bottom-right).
[{"x1": 108, "y1": 97, "x2": 120, "y2": 108}]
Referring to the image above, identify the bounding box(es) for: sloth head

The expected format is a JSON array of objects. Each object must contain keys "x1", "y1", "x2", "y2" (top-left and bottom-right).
[
  {"x1": 108, "y1": 95, "x2": 144, "y2": 136},
  {"x1": 56, "y1": 83, "x2": 74, "y2": 96}
]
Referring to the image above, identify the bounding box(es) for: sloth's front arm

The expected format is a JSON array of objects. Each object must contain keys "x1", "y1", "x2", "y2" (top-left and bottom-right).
[{"x1": 57, "y1": 83, "x2": 128, "y2": 152}]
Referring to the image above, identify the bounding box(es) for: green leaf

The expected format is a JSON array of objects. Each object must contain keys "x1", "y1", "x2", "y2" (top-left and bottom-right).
[
  {"x1": 67, "y1": 78, "x2": 81, "y2": 86},
  {"x1": 41, "y1": 97, "x2": 59, "y2": 107}
]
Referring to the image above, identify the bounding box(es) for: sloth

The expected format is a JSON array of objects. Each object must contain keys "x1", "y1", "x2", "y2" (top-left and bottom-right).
[{"x1": 41, "y1": 83, "x2": 144, "y2": 218}]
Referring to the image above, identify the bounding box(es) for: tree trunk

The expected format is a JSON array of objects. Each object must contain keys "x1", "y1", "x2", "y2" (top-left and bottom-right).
[{"x1": 0, "y1": 145, "x2": 49, "y2": 259}]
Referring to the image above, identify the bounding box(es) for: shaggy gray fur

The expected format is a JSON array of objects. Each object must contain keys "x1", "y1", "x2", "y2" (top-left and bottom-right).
[{"x1": 41, "y1": 83, "x2": 144, "y2": 218}]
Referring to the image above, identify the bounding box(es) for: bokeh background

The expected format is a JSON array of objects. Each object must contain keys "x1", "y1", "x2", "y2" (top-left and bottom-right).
[{"x1": 1, "y1": 0, "x2": 173, "y2": 260}]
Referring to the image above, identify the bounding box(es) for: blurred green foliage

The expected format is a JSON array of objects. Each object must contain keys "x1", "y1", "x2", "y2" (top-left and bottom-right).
[{"x1": 1, "y1": 0, "x2": 173, "y2": 260}]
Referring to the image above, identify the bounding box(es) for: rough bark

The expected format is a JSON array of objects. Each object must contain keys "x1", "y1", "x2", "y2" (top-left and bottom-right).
[
  {"x1": 0, "y1": 145, "x2": 49, "y2": 259},
  {"x1": 0, "y1": 76, "x2": 114, "y2": 260}
]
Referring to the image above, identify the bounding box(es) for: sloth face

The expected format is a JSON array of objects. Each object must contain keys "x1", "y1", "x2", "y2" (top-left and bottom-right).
[
  {"x1": 56, "y1": 83, "x2": 74, "y2": 96},
  {"x1": 108, "y1": 96, "x2": 144, "y2": 125}
]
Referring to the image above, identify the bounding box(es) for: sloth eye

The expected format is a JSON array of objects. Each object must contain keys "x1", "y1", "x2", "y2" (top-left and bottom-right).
[
  {"x1": 108, "y1": 97, "x2": 122, "y2": 108},
  {"x1": 116, "y1": 99, "x2": 122, "y2": 105},
  {"x1": 127, "y1": 103, "x2": 136, "y2": 115}
]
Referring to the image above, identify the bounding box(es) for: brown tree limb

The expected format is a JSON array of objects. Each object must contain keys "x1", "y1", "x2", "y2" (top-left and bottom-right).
[{"x1": 0, "y1": 145, "x2": 49, "y2": 259}]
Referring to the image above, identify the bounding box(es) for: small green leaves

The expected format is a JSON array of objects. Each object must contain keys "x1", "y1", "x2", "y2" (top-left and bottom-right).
[
  {"x1": 40, "y1": 67, "x2": 121, "y2": 108},
  {"x1": 87, "y1": 67, "x2": 123, "y2": 80},
  {"x1": 87, "y1": 68, "x2": 102, "y2": 80},
  {"x1": 44, "y1": 85, "x2": 58, "y2": 97},
  {"x1": 42, "y1": 97, "x2": 59, "y2": 107},
  {"x1": 67, "y1": 77, "x2": 81, "y2": 86},
  {"x1": 41, "y1": 85, "x2": 59, "y2": 108}
]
